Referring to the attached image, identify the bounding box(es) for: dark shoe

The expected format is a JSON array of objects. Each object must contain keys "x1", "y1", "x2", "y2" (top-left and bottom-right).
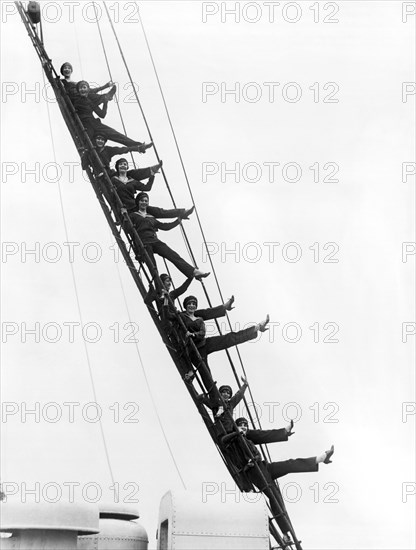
[
  {"x1": 194, "y1": 269, "x2": 210, "y2": 280},
  {"x1": 324, "y1": 445, "x2": 334, "y2": 464},
  {"x1": 225, "y1": 295, "x2": 235, "y2": 311},
  {"x1": 152, "y1": 160, "x2": 163, "y2": 173},
  {"x1": 181, "y1": 206, "x2": 195, "y2": 220},
  {"x1": 106, "y1": 85, "x2": 117, "y2": 100},
  {"x1": 258, "y1": 314, "x2": 270, "y2": 332},
  {"x1": 137, "y1": 142, "x2": 154, "y2": 153}
]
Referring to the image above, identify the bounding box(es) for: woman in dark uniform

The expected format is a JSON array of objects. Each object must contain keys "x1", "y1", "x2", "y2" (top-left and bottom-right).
[
  {"x1": 60, "y1": 62, "x2": 115, "y2": 102},
  {"x1": 73, "y1": 80, "x2": 144, "y2": 147},
  {"x1": 130, "y1": 192, "x2": 209, "y2": 281}
]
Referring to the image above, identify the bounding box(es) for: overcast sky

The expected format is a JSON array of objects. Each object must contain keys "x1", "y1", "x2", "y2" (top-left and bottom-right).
[{"x1": 1, "y1": 1, "x2": 415, "y2": 549}]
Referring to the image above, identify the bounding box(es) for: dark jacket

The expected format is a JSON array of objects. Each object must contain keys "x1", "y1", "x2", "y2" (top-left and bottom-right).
[
  {"x1": 131, "y1": 214, "x2": 180, "y2": 245},
  {"x1": 222, "y1": 431, "x2": 261, "y2": 463},
  {"x1": 200, "y1": 382, "x2": 248, "y2": 433},
  {"x1": 145, "y1": 277, "x2": 193, "y2": 320},
  {"x1": 82, "y1": 145, "x2": 137, "y2": 172},
  {"x1": 222, "y1": 427, "x2": 290, "y2": 468},
  {"x1": 97, "y1": 146, "x2": 134, "y2": 170},
  {"x1": 61, "y1": 79, "x2": 109, "y2": 101},
  {"x1": 73, "y1": 94, "x2": 108, "y2": 123},
  {"x1": 111, "y1": 176, "x2": 155, "y2": 211},
  {"x1": 179, "y1": 305, "x2": 228, "y2": 347}
]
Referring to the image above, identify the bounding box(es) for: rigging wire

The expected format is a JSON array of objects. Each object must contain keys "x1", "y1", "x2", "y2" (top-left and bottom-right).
[
  {"x1": 72, "y1": 20, "x2": 85, "y2": 79},
  {"x1": 100, "y1": 0, "x2": 196, "y2": 266},
  {"x1": 17, "y1": 2, "x2": 294, "y2": 544},
  {"x1": 100, "y1": 0, "x2": 238, "y2": 362},
  {"x1": 93, "y1": 1, "x2": 137, "y2": 169},
  {"x1": 41, "y1": 69, "x2": 116, "y2": 488},
  {"x1": 98, "y1": 0, "x2": 270, "y2": 460},
  {"x1": 110, "y1": 246, "x2": 187, "y2": 490},
  {"x1": 92, "y1": 2, "x2": 187, "y2": 487},
  {"x1": 133, "y1": 1, "x2": 269, "y2": 446}
]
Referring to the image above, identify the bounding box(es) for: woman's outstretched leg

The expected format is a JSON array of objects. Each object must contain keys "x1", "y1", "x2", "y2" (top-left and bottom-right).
[
  {"x1": 94, "y1": 122, "x2": 143, "y2": 147},
  {"x1": 204, "y1": 316, "x2": 270, "y2": 356},
  {"x1": 151, "y1": 240, "x2": 196, "y2": 279}
]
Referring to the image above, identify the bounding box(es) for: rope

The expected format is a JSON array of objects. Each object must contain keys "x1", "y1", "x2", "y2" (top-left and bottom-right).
[
  {"x1": 100, "y1": 0, "x2": 270, "y2": 460},
  {"x1": 92, "y1": 4, "x2": 187, "y2": 485},
  {"x1": 72, "y1": 20, "x2": 85, "y2": 79},
  {"x1": 100, "y1": 0, "x2": 269, "y2": 460},
  {"x1": 110, "y1": 237, "x2": 187, "y2": 489},
  {"x1": 133, "y1": 1, "x2": 269, "y2": 450},
  {"x1": 17, "y1": 1, "x2": 287, "y2": 541},
  {"x1": 101, "y1": 1, "x2": 196, "y2": 266},
  {"x1": 93, "y1": 1, "x2": 137, "y2": 169},
  {"x1": 101, "y1": 0, "x2": 240, "y2": 378},
  {"x1": 41, "y1": 71, "x2": 116, "y2": 488}
]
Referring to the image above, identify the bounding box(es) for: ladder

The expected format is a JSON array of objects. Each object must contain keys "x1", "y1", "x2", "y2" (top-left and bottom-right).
[{"x1": 15, "y1": 3, "x2": 303, "y2": 549}]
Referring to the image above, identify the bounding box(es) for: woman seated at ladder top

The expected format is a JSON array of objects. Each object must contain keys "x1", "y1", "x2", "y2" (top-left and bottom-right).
[{"x1": 59, "y1": 61, "x2": 116, "y2": 102}]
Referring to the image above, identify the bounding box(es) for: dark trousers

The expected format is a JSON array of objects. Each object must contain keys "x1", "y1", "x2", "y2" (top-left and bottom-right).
[
  {"x1": 97, "y1": 168, "x2": 151, "y2": 180},
  {"x1": 267, "y1": 457, "x2": 318, "y2": 479},
  {"x1": 127, "y1": 168, "x2": 152, "y2": 181},
  {"x1": 128, "y1": 207, "x2": 184, "y2": 221},
  {"x1": 105, "y1": 168, "x2": 155, "y2": 211},
  {"x1": 190, "y1": 327, "x2": 257, "y2": 390},
  {"x1": 85, "y1": 120, "x2": 141, "y2": 147},
  {"x1": 146, "y1": 206, "x2": 185, "y2": 219},
  {"x1": 247, "y1": 458, "x2": 318, "y2": 533},
  {"x1": 127, "y1": 207, "x2": 184, "y2": 233},
  {"x1": 145, "y1": 240, "x2": 195, "y2": 279},
  {"x1": 247, "y1": 428, "x2": 288, "y2": 445},
  {"x1": 200, "y1": 326, "x2": 257, "y2": 363},
  {"x1": 220, "y1": 430, "x2": 288, "y2": 467}
]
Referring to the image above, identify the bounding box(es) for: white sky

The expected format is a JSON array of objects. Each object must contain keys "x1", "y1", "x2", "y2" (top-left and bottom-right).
[{"x1": 1, "y1": 1, "x2": 415, "y2": 549}]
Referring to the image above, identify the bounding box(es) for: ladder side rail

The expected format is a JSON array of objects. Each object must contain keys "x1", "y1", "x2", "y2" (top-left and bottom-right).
[
  {"x1": 16, "y1": 5, "x2": 302, "y2": 545},
  {"x1": 17, "y1": 1, "x2": 248, "y2": 422},
  {"x1": 87, "y1": 149, "x2": 300, "y2": 550}
]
